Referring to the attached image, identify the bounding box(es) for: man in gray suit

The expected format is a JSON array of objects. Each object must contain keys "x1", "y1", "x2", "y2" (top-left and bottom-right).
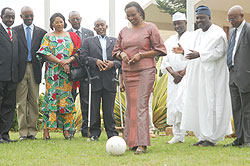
[
  {"x1": 67, "y1": 11, "x2": 94, "y2": 137},
  {"x1": 81, "y1": 18, "x2": 120, "y2": 140},
  {"x1": 227, "y1": 5, "x2": 250, "y2": 147},
  {"x1": 14, "y1": 6, "x2": 47, "y2": 141}
]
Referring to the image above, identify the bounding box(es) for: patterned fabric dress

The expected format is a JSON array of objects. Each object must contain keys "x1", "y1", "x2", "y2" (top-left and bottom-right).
[{"x1": 37, "y1": 35, "x2": 76, "y2": 131}]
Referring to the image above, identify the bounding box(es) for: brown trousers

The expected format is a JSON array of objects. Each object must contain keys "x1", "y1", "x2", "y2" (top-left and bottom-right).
[{"x1": 16, "y1": 63, "x2": 39, "y2": 137}]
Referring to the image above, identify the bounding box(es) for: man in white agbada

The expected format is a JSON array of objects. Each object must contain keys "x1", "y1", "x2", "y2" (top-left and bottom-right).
[
  {"x1": 160, "y1": 12, "x2": 190, "y2": 144},
  {"x1": 173, "y1": 6, "x2": 232, "y2": 146}
]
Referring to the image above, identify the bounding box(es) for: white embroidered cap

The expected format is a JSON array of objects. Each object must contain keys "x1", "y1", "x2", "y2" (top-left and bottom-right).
[{"x1": 172, "y1": 12, "x2": 186, "y2": 21}]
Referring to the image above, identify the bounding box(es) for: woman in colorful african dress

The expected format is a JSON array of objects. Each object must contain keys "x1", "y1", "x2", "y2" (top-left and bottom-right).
[
  {"x1": 37, "y1": 13, "x2": 80, "y2": 140},
  {"x1": 112, "y1": 2, "x2": 167, "y2": 154}
]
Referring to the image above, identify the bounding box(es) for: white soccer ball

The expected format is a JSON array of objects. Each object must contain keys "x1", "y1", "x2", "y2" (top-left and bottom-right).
[{"x1": 106, "y1": 136, "x2": 126, "y2": 155}]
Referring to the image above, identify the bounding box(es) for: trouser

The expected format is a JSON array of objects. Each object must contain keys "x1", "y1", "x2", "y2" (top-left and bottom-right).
[
  {"x1": 90, "y1": 88, "x2": 118, "y2": 138},
  {"x1": 79, "y1": 79, "x2": 89, "y2": 136},
  {"x1": 0, "y1": 81, "x2": 17, "y2": 140},
  {"x1": 173, "y1": 123, "x2": 186, "y2": 142},
  {"x1": 230, "y1": 69, "x2": 250, "y2": 143},
  {"x1": 16, "y1": 63, "x2": 39, "y2": 137}
]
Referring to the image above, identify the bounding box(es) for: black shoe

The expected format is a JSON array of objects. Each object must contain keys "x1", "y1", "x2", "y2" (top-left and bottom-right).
[
  {"x1": 224, "y1": 138, "x2": 243, "y2": 147},
  {"x1": 0, "y1": 138, "x2": 8, "y2": 143},
  {"x1": 27, "y1": 135, "x2": 37, "y2": 140},
  {"x1": 199, "y1": 140, "x2": 215, "y2": 147},
  {"x1": 82, "y1": 133, "x2": 88, "y2": 137},
  {"x1": 192, "y1": 140, "x2": 204, "y2": 146},
  {"x1": 4, "y1": 138, "x2": 18, "y2": 143},
  {"x1": 90, "y1": 136, "x2": 99, "y2": 141},
  {"x1": 20, "y1": 136, "x2": 28, "y2": 141}
]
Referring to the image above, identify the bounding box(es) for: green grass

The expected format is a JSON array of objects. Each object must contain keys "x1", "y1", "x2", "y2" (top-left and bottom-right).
[{"x1": 0, "y1": 132, "x2": 250, "y2": 166}]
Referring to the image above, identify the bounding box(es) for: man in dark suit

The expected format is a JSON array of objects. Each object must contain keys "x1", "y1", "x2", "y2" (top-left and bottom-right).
[
  {"x1": 81, "y1": 18, "x2": 120, "y2": 140},
  {"x1": 0, "y1": 7, "x2": 19, "y2": 143},
  {"x1": 67, "y1": 11, "x2": 94, "y2": 137},
  {"x1": 13, "y1": 6, "x2": 47, "y2": 141},
  {"x1": 227, "y1": 5, "x2": 250, "y2": 147}
]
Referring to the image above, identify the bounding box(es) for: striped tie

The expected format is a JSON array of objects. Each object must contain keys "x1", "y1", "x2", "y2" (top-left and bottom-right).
[
  {"x1": 7, "y1": 27, "x2": 12, "y2": 41},
  {"x1": 227, "y1": 29, "x2": 237, "y2": 68}
]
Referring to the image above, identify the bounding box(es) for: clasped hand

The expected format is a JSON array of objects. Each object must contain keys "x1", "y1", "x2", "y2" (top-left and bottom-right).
[
  {"x1": 120, "y1": 52, "x2": 141, "y2": 65},
  {"x1": 59, "y1": 59, "x2": 71, "y2": 74},
  {"x1": 96, "y1": 59, "x2": 114, "y2": 71},
  {"x1": 170, "y1": 69, "x2": 186, "y2": 84}
]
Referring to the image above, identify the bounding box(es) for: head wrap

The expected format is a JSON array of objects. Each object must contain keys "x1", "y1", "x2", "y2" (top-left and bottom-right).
[
  {"x1": 172, "y1": 12, "x2": 186, "y2": 21},
  {"x1": 195, "y1": 5, "x2": 211, "y2": 16}
]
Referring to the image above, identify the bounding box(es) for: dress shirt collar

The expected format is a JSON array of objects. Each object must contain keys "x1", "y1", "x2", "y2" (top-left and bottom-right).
[
  {"x1": 97, "y1": 35, "x2": 107, "y2": 40},
  {"x1": 72, "y1": 27, "x2": 81, "y2": 33},
  {"x1": 235, "y1": 20, "x2": 245, "y2": 32},
  {"x1": 23, "y1": 23, "x2": 34, "y2": 31},
  {"x1": 1, "y1": 22, "x2": 12, "y2": 33}
]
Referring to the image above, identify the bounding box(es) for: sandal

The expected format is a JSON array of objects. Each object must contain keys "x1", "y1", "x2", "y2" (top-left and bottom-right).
[
  {"x1": 63, "y1": 130, "x2": 72, "y2": 140},
  {"x1": 134, "y1": 146, "x2": 146, "y2": 155},
  {"x1": 43, "y1": 129, "x2": 51, "y2": 140},
  {"x1": 129, "y1": 146, "x2": 138, "y2": 151}
]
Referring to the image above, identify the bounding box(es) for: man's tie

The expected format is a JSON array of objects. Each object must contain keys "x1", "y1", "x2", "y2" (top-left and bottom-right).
[
  {"x1": 76, "y1": 30, "x2": 81, "y2": 38},
  {"x1": 7, "y1": 27, "x2": 12, "y2": 41},
  {"x1": 26, "y1": 26, "x2": 32, "y2": 61},
  {"x1": 227, "y1": 29, "x2": 237, "y2": 68}
]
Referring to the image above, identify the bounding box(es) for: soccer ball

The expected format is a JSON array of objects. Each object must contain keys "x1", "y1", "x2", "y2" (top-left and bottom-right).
[{"x1": 106, "y1": 136, "x2": 126, "y2": 155}]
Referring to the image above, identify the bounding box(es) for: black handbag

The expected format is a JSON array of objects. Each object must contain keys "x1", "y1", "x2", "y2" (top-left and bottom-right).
[{"x1": 69, "y1": 56, "x2": 87, "y2": 81}]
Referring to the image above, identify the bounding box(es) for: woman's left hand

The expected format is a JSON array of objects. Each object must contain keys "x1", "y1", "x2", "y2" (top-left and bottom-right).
[
  {"x1": 129, "y1": 53, "x2": 141, "y2": 64},
  {"x1": 63, "y1": 64, "x2": 70, "y2": 74},
  {"x1": 59, "y1": 59, "x2": 70, "y2": 67}
]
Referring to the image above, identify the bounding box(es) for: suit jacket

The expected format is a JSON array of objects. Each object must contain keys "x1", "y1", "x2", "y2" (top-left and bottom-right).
[
  {"x1": 230, "y1": 22, "x2": 250, "y2": 92},
  {"x1": 13, "y1": 24, "x2": 47, "y2": 83},
  {"x1": 67, "y1": 27, "x2": 94, "y2": 48},
  {"x1": 0, "y1": 23, "x2": 19, "y2": 82},
  {"x1": 81, "y1": 36, "x2": 121, "y2": 92}
]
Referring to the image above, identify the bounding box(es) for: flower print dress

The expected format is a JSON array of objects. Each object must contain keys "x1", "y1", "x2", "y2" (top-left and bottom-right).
[{"x1": 37, "y1": 34, "x2": 77, "y2": 131}]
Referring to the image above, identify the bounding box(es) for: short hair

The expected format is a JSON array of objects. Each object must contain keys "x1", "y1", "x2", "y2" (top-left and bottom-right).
[
  {"x1": 49, "y1": 13, "x2": 67, "y2": 30},
  {"x1": 124, "y1": 1, "x2": 145, "y2": 20},
  {"x1": 68, "y1": 11, "x2": 80, "y2": 18},
  {"x1": 94, "y1": 18, "x2": 106, "y2": 26},
  {"x1": 20, "y1": 6, "x2": 33, "y2": 14},
  {"x1": 1, "y1": 7, "x2": 13, "y2": 17}
]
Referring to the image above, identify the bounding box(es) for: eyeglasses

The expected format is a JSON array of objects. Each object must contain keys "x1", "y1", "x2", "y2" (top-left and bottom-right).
[
  {"x1": 227, "y1": 18, "x2": 236, "y2": 22},
  {"x1": 227, "y1": 15, "x2": 241, "y2": 22},
  {"x1": 70, "y1": 18, "x2": 81, "y2": 22},
  {"x1": 23, "y1": 14, "x2": 33, "y2": 18}
]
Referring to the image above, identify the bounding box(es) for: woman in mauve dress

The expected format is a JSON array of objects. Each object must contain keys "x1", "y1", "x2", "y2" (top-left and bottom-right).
[{"x1": 112, "y1": 1, "x2": 167, "y2": 154}]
